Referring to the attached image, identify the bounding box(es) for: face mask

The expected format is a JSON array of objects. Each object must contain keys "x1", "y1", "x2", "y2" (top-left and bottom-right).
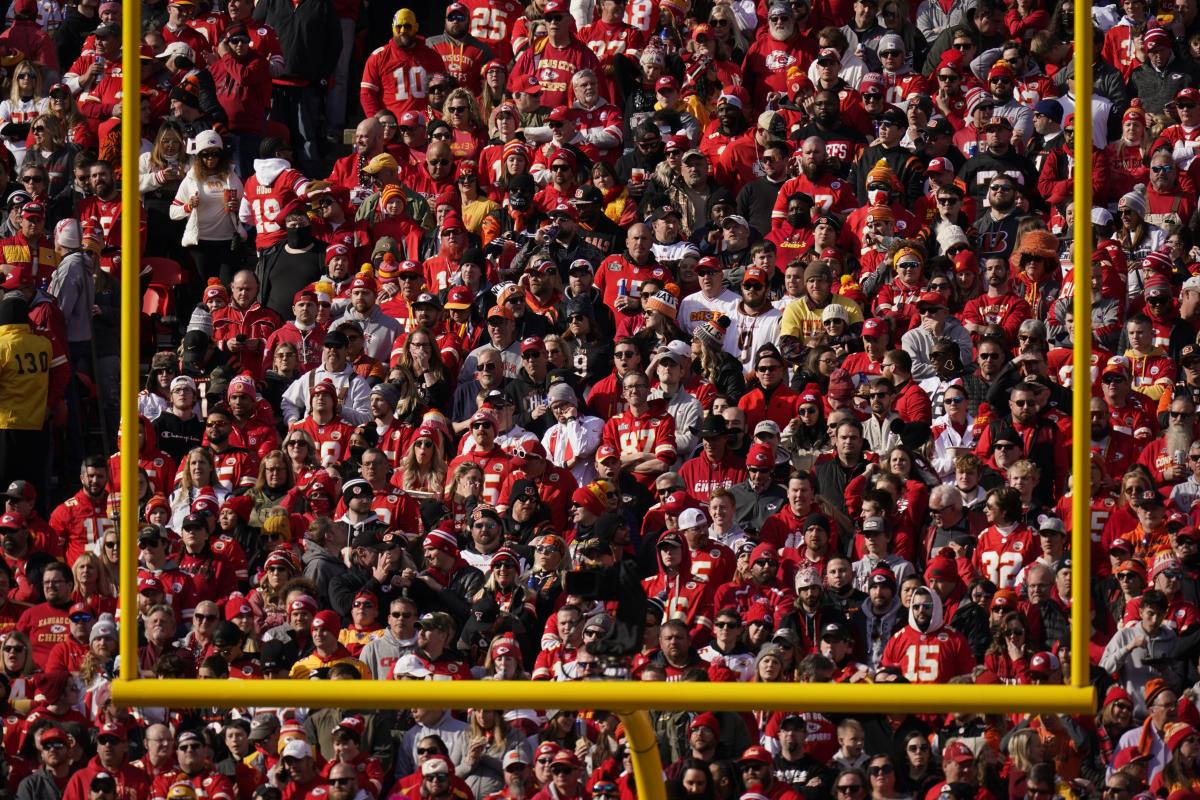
[
  {"x1": 787, "y1": 211, "x2": 808, "y2": 228},
  {"x1": 509, "y1": 190, "x2": 532, "y2": 211},
  {"x1": 287, "y1": 226, "x2": 313, "y2": 248},
  {"x1": 867, "y1": 188, "x2": 889, "y2": 206},
  {"x1": 349, "y1": 445, "x2": 366, "y2": 463}
]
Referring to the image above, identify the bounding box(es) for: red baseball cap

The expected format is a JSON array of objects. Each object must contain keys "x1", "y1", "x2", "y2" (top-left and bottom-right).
[
  {"x1": 738, "y1": 746, "x2": 773, "y2": 765},
  {"x1": 0, "y1": 511, "x2": 25, "y2": 530},
  {"x1": 746, "y1": 443, "x2": 774, "y2": 469},
  {"x1": 596, "y1": 444, "x2": 619, "y2": 463},
  {"x1": 742, "y1": 267, "x2": 768, "y2": 287},
  {"x1": 862, "y1": 318, "x2": 886, "y2": 338},
  {"x1": 943, "y1": 741, "x2": 974, "y2": 764}
]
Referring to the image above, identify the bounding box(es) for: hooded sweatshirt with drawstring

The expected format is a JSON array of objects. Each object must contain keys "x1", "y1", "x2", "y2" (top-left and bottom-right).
[{"x1": 880, "y1": 587, "x2": 975, "y2": 683}]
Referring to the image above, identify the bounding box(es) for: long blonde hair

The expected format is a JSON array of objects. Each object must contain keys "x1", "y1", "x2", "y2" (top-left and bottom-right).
[
  {"x1": 175, "y1": 447, "x2": 217, "y2": 509},
  {"x1": 73, "y1": 552, "x2": 116, "y2": 599},
  {"x1": 399, "y1": 432, "x2": 447, "y2": 495}
]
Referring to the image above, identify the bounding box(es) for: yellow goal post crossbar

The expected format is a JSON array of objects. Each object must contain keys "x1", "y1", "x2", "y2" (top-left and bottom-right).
[{"x1": 111, "y1": 3, "x2": 1097, "y2": 796}]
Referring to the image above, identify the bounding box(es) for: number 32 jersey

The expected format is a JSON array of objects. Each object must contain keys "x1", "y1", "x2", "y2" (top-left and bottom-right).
[{"x1": 973, "y1": 524, "x2": 1041, "y2": 589}]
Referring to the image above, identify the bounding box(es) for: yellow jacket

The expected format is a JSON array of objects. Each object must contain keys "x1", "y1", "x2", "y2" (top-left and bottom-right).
[{"x1": 0, "y1": 323, "x2": 50, "y2": 430}]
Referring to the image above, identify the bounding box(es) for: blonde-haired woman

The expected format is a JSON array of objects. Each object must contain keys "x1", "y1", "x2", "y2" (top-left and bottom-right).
[
  {"x1": 1, "y1": 631, "x2": 37, "y2": 713},
  {"x1": 461, "y1": 706, "x2": 531, "y2": 797},
  {"x1": 0, "y1": 61, "x2": 48, "y2": 167},
  {"x1": 397, "y1": 427, "x2": 447, "y2": 496},
  {"x1": 169, "y1": 447, "x2": 228, "y2": 529},
  {"x1": 139, "y1": 120, "x2": 189, "y2": 264},
  {"x1": 442, "y1": 88, "x2": 486, "y2": 162},
  {"x1": 72, "y1": 552, "x2": 118, "y2": 616}
]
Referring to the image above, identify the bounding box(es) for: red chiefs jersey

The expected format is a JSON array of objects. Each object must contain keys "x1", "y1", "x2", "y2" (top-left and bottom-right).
[
  {"x1": 150, "y1": 769, "x2": 235, "y2": 800},
  {"x1": 839, "y1": 351, "x2": 884, "y2": 385},
  {"x1": 961, "y1": 292, "x2": 1033, "y2": 344},
  {"x1": 497, "y1": 465, "x2": 578, "y2": 531},
  {"x1": 771, "y1": 173, "x2": 857, "y2": 223},
  {"x1": 321, "y1": 754, "x2": 387, "y2": 799},
  {"x1": 678, "y1": 452, "x2": 747, "y2": 504},
  {"x1": 108, "y1": 451, "x2": 176, "y2": 497},
  {"x1": 881, "y1": 72, "x2": 932, "y2": 106},
  {"x1": 360, "y1": 39, "x2": 448, "y2": 118},
  {"x1": 1092, "y1": 432, "x2": 1139, "y2": 483},
  {"x1": 881, "y1": 623, "x2": 975, "y2": 683},
  {"x1": 511, "y1": 41, "x2": 600, "y2": 108},
  {"x1": 572, "y1": 102, "x2": 625, "y2": 164},
  {"x1": 742, "y1": 36, "x2": 816, "y2": 107},
  {"x1": 642, "y1": 573, "x2": 715, "y2": 632},
  {"x1": 446, "y1": 447, "x2": 512, "y2": 506},
  {"x1": 712, "y1": 581, "x2": 794, "y2": 621},
  {"x1": 162, "y1": 22, "x2": 210, "y2": 55},
  {"x1": 1101, "y1": 23, "x2": 1143, "y2": 79},
  {"x1": 241, "y1": 166, "x2": 309, "y2": 250},
  {"x1": 698, "y1": 120, "x2": 740, "y2": 161},
  {"x1": 463, "y1": 0, "x2": 522, "y2": 61},
  {"x1": 138, "y1": 565, "x2": 196, "y2": 620},
  {"x1": 1047, "y1": 346, "x2": 1112, "y2": 391},
  {"x1": 532, "y1": 642, "x2": 580, "y2": 680},
  {"x1": 688, "y1": 539, "x2": 736, "y2": 587},
  {"x1": 177, "y1": 548, "x2": 239, "y2": 605},
  {"x1": 593, "y1": 255, "x2": 661, "y2": 314},
  {"x1": 230, "y1": 418, "x2": 281, "y2": 460},
  {"x1": 1106, "y1": 396, "x2": 1158, "y2": 442},
  {"x1": 49, "y1": 489, "x2": 111, "y2": 568},
  {"x1": 76, "y1": 195, "x2": 123, "y2": 247},
  {"x1": 601, "y1": 402, "x2": 676, "y2": 489},
  {"x1": 334, "y1": 487, "x2": 422, "y2": 533},
  {"x1": 973, "y1": 524, "x2": 1040, "y2": 589},
  {"x1": 16, "y1": 602, "x2": 70, "y2": 668},
  {"x1": 204, "y1": 447, "x2": 258, "y2": 492},
  {"x1": 291, "y1": 417, "x2": 357, "y2": 467},
  {"x1": 622, "y1": 0, "x2": 659, "y2": 31},
  {"x1": 579, "y1": 18, "x2": 647, "y2": 63}
]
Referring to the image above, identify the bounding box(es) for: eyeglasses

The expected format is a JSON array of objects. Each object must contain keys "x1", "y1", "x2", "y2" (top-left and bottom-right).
[
  {"x1": 551, "y1": 767, "x2": 575, "y2": 776},
  {"x1": 907, "y1": 743, "x2": 930, "y2": 752},
  {"x1": 426, "y1": 773, "x2": 450, "y2": 782},
  {"x1": 943, "y1": 396, "x2": 965, "y2": 405},
  {"x1": 756, "y1": 364, "x2": 782, "y2": 373},
  {"x1": 624, "y1": 383, "x2": 649, "y2": 391},
  {"x1": 2, "y1": 644, "x2": 26, "y2": 653},
  {"x1": 286, "y1": 440, "x2": 308, "y2": 447},
  {"x1": 471, "y1": 423, "x2": 493, "y2": 430},
  {"x1": 228, "y1": 35, "x2": 250, "y2": 44},
  {"x1": 428, "y1": 159, "x2": 450, "y2": 167},
  {"x1": 614, "y1": 351, "x2": 637, "y2": 359},
  {"x1": 352, "y1": 600, "x2": 375, "y2": 609},
  {"x1": 416, "y1": 747, "x2": 442, "y2": 755},
  {"x1": 714, "y1": 620, "x2": 740, "y2": 628},
  {"x1": 329, "y1": 779, "x2": 356, "y2": 787},
  {"x1": 1152, "y1": 165, "x2": 1174, "y2": 173},
  {"x1": 868, "y1": 764, "x2": 894, "y2": 776},
  {"x1": 836, "y1": 785, "x2": 864, "y2": 794},
  {"x1": 989, "y1": 185, "x2": 1014, "y2": 193},
  {"x1": 20, "y1": 175, "x2": 45, "y2": 183},
  {"x1": 104, "y1": 540, "x2": 119, "y2": 549},
  {"x1": 179, "y1": 744, "x2": 203, "y2": 752}
]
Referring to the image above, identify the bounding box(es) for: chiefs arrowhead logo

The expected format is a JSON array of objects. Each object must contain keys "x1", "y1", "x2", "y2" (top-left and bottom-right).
[
  {"x1": 1012, "y1": 542, "x2": 1024, "y2": 552},
  {"x1": 49, "y1": 624, "x2": 67, "y2": 634},
  {"x1": 764, "y1": 51, "x2": 796, "y2": 70}
]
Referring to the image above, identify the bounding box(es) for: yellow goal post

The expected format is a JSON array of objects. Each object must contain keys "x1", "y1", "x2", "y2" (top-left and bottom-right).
[{"x1": 112, "y1": 5, "x2": 1098, "y2": 797}]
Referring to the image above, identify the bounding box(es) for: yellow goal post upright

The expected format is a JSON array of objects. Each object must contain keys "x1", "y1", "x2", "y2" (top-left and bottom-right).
[{"x1": 112, "y1": 3, "x2": 1097, "y2": 796}]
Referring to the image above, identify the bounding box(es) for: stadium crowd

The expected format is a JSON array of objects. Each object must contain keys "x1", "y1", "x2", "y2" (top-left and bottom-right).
[{"x1": 6, "y1": 0, "x2": 1200, "y2": 797}]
